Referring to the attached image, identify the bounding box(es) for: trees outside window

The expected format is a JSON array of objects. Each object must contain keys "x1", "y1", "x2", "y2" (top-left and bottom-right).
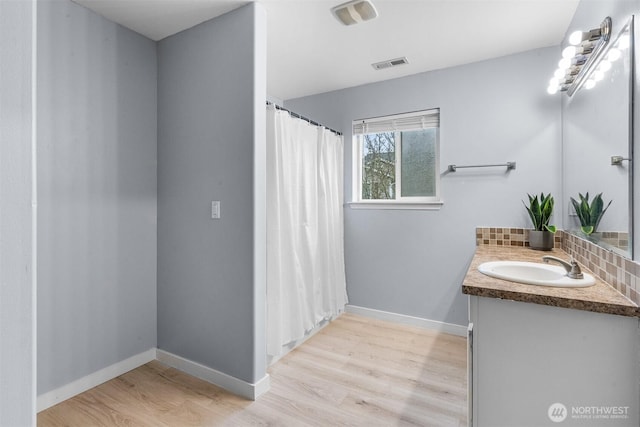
[{"x1": 354, "y1": 109, "x2": 440, "y2": 206}]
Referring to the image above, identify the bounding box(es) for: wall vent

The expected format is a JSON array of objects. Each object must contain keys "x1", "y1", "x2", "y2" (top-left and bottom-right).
[{"x1": 372, "y1": 57, "x2": 409, "y2": 70}]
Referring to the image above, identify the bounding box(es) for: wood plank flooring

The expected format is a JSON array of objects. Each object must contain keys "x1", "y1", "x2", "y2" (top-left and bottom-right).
[{"x1": 38, "y1": 313, "x2": 467, "y2": 426}]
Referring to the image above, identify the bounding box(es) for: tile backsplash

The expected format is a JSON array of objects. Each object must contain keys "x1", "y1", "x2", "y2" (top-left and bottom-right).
[
  {"x1": 562, "y1": 232, "x2": 639, "y2": 305},
  {"x1": 476, "y1": 227, "x2": 640, "y2": 305},
  {"x1": 597, "y1": 231, "x2": 629, "y2": 253},
  {"x1": 475, "y1": 227, "x2": 562, "y2": 248}
]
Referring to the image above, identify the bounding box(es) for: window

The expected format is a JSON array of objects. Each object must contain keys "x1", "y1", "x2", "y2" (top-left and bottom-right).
[{"x1": 351, "y1": 108, "x2": 442, "y2": 209}]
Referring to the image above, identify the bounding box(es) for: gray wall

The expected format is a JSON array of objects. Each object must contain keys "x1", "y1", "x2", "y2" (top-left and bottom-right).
[
  {"x1": 37, "y1": 0, "x2": 158, "y2": 394},
  {"x1": 286, "y1": 48, "x2": 562, "y2": 326},
  {"x1": 0, "y1": 0, "x2": 35, "y2": 424},
  {"x1": 157, "y1": 3, "x2": 267, "y2": 384}
]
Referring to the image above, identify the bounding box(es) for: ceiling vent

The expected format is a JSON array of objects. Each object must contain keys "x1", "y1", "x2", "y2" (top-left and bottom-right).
[
  {"x1": 372, "y1": 57, "x2": 409, "y2": 71},
  {"x1": 331, "y1": 0, "x2": 378, "y2": 26}
]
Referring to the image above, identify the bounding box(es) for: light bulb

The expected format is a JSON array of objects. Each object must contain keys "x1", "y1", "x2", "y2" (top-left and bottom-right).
[
  {"x1": 569, "y1": 30, "x2": 584, "y2": 45},
  {"x1": 558, "y1": 57, "x2": 571, "y2": 69},
  {"x1": 594, "y1": 70, "x2": 604, "y2": 81},
  {"x1": 607, "y1": 48, "x2": 621, "y2": 62},
  {"x1": 547, "y1": 85, "x2": 559, "y2": 95},
  {"x1": 585, "y1": 79, "x2": 596, "y2": 90},
  {"x1": 554, "y1": 68, "x2": 565, "y2": 79},
  {"x1": 562, "y1": 46, "x2": 577, "y2": 59},
  {"x1": 617, "y1": 34, "x2": 630, "y2": 50},
  {"x1": 598, "y1": 60, "x2": 612, "y2": 72}
]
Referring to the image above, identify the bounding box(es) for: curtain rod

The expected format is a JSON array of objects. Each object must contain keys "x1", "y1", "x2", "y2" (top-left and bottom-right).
[{"x1": 266, "y1": 101, "x2": 342, "y2": 136}]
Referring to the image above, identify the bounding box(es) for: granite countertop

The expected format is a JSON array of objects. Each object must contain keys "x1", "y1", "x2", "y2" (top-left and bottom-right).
[{"x1": 462, "y1": 245, "x2": 639, "y2": 317}]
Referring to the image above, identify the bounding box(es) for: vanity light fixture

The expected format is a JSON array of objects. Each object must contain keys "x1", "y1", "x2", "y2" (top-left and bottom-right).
[
  {"x1": 547, "y1": 17, "x2": 615, "y2": 96},
  {"x1": 331, "y1": 0, "x2": 378, "y2": 26},
  {"x1": 568, "y1": 25, "x2": 607, "y2": 45}
]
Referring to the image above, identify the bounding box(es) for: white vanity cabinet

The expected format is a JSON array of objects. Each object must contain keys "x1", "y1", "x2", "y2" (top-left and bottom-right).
[{"x1": 468, "y1": 295, "x2": 640, "y2": 427}]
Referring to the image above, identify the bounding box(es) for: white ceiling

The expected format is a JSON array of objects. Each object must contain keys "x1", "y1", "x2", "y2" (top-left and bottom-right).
[{"x1": 72, "y1": 0, "x2": 580, "y2": 100}]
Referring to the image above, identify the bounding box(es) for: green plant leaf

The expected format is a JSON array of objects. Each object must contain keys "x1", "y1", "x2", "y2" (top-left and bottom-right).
[
  {"x1": 570, "y1": 197, "x2": 581, "y2": 218},
  {"x1": 581, "y1": 225, "x2": 594, "y2": 235},
  {"x1": 577, "y1": 195, "x2": 591, "y2": 225},
  {"x1": 544, "y1": 225, "x2": 557, "y2": 233},
  {"x1": 571, "y1": 192, "x2": 612, "y2": 233},
  {"x1": 524, "y1": 193, "x2": 554, "y2": 231},
  {"x1": 598, "y1": 199, "x2": 612, "y2": 229},
  {"x1": 590, "y1": 194, "x2": 603, "y2": 223},
  {"x1": 540, "y1": 193, "x2": 553, "y2": 227}
]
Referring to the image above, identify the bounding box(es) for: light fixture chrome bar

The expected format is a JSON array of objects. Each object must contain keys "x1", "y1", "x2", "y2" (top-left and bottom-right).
[
  {"x1": 547, "y1": 16, "x2": 620, "y2": 95},
  {"x1": 567, "y1": 17, "x2": 612, "y2": 96},
  {"x1": 447, "y1": 162, "x2": 516, "y2": 172}
]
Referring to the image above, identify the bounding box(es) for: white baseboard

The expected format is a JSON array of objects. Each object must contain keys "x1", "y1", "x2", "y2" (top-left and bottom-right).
[
  {"x1": 37, "y1": 348, "x2": 157, "y2": 412},
  {"x1": 156, "y1": 349, "x2": 270, "y2": 401},
  {"x1": 37, "y1": 308, "x2": 457, "y2": 411},
  {"x1": 37, "y1": 347, "x2": 270, "y2": 411},
  {"x1": 345, "y1": 305, "x2": 468, "y2": 337}
]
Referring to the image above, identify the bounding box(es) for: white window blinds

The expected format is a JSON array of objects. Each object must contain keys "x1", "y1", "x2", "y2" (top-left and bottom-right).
[{"x1": 352, "y1": 108, "x2": 439, "y2": 135}]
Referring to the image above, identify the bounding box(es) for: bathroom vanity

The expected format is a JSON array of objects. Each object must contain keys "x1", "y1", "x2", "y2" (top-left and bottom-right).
[{"x1": 463, "y1": 246, "x2": 640, "y2": 427}]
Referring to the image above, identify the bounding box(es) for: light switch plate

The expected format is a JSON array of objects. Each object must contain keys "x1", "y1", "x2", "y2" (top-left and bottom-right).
[{"x1": 211, "y1": 201, "x2": 220, "y2": 219}]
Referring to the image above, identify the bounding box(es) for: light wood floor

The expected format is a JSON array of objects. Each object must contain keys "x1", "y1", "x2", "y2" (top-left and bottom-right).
[{"x1": 38, "y1": 313, "x2": 468, "y2": 426}]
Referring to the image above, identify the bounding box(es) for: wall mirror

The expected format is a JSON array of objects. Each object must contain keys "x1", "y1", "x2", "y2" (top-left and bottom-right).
[{"x1": 562, "y1": 15, "x2": 634, "y2": 258}]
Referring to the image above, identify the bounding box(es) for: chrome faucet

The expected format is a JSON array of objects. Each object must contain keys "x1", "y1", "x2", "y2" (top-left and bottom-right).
[{"x1": 542, "y1": 256, "x2": 584, "y2": 279}]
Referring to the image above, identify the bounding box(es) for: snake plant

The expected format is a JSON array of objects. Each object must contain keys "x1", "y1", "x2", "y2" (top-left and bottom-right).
[
  {"x1": 570, "y1": 192, "x2": 612, "y2": 235},
  {"x1": 523, "y1": 193, "x2": 557, "y2": 233}
]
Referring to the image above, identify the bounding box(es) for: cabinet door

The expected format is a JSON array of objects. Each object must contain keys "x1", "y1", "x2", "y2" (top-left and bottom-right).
[{"x1": 471, "y1": 296, "x2": 639, "y2": 427}]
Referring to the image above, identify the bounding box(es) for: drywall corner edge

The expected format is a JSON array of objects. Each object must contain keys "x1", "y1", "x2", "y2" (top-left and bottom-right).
[{"x1": 156, "y1": 349, "x2": 270, "y2": 401}]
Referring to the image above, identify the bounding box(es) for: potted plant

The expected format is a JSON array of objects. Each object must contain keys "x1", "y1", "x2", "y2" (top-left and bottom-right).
[
  {"x1": 523, "y1": 193, "x2": 557, "y2": 250},
  {"x1": 570, "y1": 192, "x2": 612, "y2": 235}
]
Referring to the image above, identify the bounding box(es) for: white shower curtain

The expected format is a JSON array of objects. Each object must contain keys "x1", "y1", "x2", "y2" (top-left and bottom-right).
[{"x1": 266, "y1": 104, "x2": 348, "y2": 358}]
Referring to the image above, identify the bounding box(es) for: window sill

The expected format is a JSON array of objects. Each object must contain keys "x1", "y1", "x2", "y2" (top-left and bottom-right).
[{"x1": 347, "y1": 201, "x2": 444, "y2": 210}]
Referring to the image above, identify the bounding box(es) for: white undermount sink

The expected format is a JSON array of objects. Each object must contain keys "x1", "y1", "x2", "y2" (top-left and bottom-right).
[{"x1": 478, "y1": 261, "x2": 596, "y2": 288}]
